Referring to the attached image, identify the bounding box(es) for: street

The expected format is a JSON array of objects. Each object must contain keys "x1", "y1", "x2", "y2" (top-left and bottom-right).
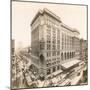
[{"x1": 14, "y1": 50, "x2": 87, "y2": 88}]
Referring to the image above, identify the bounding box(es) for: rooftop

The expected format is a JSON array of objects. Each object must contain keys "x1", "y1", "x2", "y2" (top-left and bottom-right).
[
  {"x1": 31, "y1": 8, "x2": 80, "y2": 34},
  {"x1": 31, "y1": 8, "x2": 62, "y2": 26},
  {"x1": 61, "y1": 59, "x2": 80, "y2": 69}
]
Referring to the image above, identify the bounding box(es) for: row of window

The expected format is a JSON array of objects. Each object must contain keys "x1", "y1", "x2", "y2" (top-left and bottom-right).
[
  {"x1": 47, "y1": 40, "x2": 60, "y2": 44},
  {"x1": 46, "y1": 58, "x2": 60, "y2": 67},
  {"x1": 47, "y1": 44, "x2": 60, "y2": 50},
  {"x1": 47, "y1": 51, "x2": 75, "y2": 59},
  {"x1": 40, "y1": 43, "x2": 74, "y2": 50},
  {"x1": 46, "y1": 58, "x2": 60, "y2": 63},
  {"x1": 40, "y1": 43, "x2": 60, "y2": 51},
  {"x1": 47, "y1": 51, "x2": 60, "y2": 57},
  {"x1": 45, "y1": 15, "x2": 60, "y2": 27},
  {"x1": 46, "y1": 41, "x2": 75, "y2": 50},
  {"x1": 61, "y1": 52, "x2": 75, "y2": 60},
  {"x1": 46, "y1": 25, "x2": 60, "y2": 45},
  {"x1": 40, "y1": 35, "x2": 79, "y2": 51},
  {"x1": 47, "y1": 39, "x2": 60, "y2": 44},
  {"x1": 47, "y1": 61, "x2": 61, "y2": 67},
  {"x1": 61, "y1": 33, "x2": 74, "y2": 50},
  {"x1": 47, "y1": 65, "x2": 60, "y2": 75}
]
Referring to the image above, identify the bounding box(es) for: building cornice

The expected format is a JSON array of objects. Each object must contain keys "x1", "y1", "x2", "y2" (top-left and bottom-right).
[
  {"x1": 31, "y1": 8, "x2": 62, "y2": 26},
  {"x1": 61, "y1": 23, "x2": 73, "y2": 32},
  {"x1": 73, "y1": 28, "x2": 80, "y2": 34},
  {"x1": 31, "y1": 8, "x2": 80, "y2": 35},
  {"x1": 61, "y1": 23, "x2": 80, "y2": 34}
]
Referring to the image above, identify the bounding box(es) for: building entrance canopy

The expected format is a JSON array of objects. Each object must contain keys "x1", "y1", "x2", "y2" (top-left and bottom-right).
[{"x1": 61, "y1": 60, "x2": 80, "y2": 70}]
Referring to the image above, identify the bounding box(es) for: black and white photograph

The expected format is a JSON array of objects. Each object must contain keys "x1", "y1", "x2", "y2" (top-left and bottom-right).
[{"x1": 11, "y1": 0, "x2": 88, "y2": 89}]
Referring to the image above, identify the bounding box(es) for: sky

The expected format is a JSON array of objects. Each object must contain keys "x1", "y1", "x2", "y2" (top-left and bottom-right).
[{"x1": 12, "y1": 1, "x2": 87, "y2": 49}]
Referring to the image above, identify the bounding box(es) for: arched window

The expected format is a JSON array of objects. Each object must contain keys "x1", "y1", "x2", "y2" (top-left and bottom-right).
[{"x1": 40, "y1": 54, "x2": 45, "y2": 65}]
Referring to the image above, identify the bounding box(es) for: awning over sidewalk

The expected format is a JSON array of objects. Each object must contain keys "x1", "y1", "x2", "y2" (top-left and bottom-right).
[{"x1": 61, "y1": 60, "x2": 80, "y2": 69}]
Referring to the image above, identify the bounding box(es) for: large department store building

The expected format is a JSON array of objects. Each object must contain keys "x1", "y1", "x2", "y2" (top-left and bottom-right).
[{"x1": 31, "y1": 8, "x2": 80, "y2": 79}]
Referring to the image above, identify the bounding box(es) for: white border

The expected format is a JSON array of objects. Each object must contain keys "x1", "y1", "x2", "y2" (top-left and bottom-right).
[{"x1": 0, "y1": 0, "x2": 89, "y2": 90}]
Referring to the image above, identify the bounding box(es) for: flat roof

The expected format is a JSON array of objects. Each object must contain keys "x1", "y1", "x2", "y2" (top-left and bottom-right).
[{"x1": 61, "y1": 60, "x2": 80, "y2": 69}]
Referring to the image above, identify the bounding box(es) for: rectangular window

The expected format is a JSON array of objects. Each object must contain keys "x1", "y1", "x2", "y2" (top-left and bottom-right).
[
  {"x1": 47, "y1": 52, "x2": 51, "y2": 57},
  {"x1": 57, "y1": 40, "x2": 60, "y2": 44},
  {"x1": 57, "y1": 51, "x2": 60, "y2": 55},
  {"x1": 57, "y1": 45, "x2": 60, "y2": 50},
  {"x1": 40, "y1": 43, "x2": 44, "y2": 50},
  {"x1": 47, "y1": 69, "x2": 51, "y2": 75},
  {"x1": 57, "y1": 29, "x2": 60, "y2": 40},
  {"x1": 52, "y1": 45, "x2": 56, "y2": 50},
  {"x1": 47, "y1": 44, "x2": 51, "y2": 50},
  {"x1": 47, "y1": 40, "x2": 51, "y2": 43},
  {"x1": 52, "y1": 51, "x2": 56, "y2": 56}
]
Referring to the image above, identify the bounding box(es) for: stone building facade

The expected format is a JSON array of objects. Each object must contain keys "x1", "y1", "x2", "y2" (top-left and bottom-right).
[
  {"x1": 80, "y1": 39, "x2": 88, "y2": 61},
  {"x1": 31, "y1": 8, "x2": 80, "y2": 79}
]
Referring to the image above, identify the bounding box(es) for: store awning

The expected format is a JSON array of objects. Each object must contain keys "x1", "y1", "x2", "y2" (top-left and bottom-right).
[{"x1": 61, "y1": 60, "x2": 80, "y2": 69}]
